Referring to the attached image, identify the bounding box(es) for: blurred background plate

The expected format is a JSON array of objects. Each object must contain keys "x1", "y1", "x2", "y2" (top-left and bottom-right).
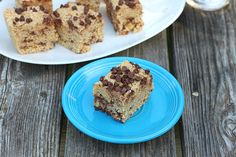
[
  {"x1": 0, "y1": 0, "x2": 185, "y2": 65},
  {"x1": 62, "y1": 57, "x2": 184, "y2": 144}
]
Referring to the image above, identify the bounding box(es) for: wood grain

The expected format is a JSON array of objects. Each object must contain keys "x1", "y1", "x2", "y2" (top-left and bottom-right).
[
  {"x1": 172, "y1": 4, "x2": 236, "y2": 157},
  {"x1": 0, "y1": 57, "x2": 66, "y2": 157},
  {"x1": 63, "y1": 31, "x2": 177, "y2": 157}
]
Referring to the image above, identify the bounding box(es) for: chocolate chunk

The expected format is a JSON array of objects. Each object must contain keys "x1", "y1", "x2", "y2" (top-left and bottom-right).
[
  {"x1": 73, "y1": 16, "x2": 78, "y2": 21},
  {"x1": 145, "y1": 70, "x2": 150, "y2": 74},
  {"x1": 128, "y1": 71, "x2": 134, "y2": 79},
  {"x1": 26, "y1": 18, "x2": 33, "y2": 23},
  {"x1": 107, "y1": 82, "x2": 114, "y2": 90},
  {"x1": 15, "y1": 8, "x2": 24, "y2": 14},
  {"x1": 13, "y1": 21, "x2": 16, "y2": 25},
  {"x1": 85, "y1": 17, "x2": 91, "y2": 25},
  {"x1": 72, "y1": 6, "x2": 77, "y2": 11},
  {"x1": 53, "y1": 11, "x2": 60, "y2": 18},
  {"x1": 15, "y1": 17, "x2": 19, "y2": 22},
  {"x1": 110, "y1": 74, "x2": 116, "y2": 79},
  {"x1": 54, "y1": 19, "x2": 62, "y2": 26},
  {"x1": 19, "y1": 15, "x2": 25, "y2": 22},
  {"x1": 84, "y1": 5, "x2": 89, "y2": 14},
  {"x1": 100, "y1": 76, "x2": 105, "y2": 82},
  {"x1": 43, "y1": 17, "x2": 52, "y2": 25},
  {"x1": 118, "y1": 0, "x2": 124, "y2": 5}
]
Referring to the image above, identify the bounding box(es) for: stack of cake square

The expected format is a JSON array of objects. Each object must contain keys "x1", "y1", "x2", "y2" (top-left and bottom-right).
[{"x1": 4, "y1": 0, "x2": 104, "y2": 54}]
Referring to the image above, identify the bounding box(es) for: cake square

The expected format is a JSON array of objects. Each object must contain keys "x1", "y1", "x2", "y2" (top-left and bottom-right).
[
  {"x1": 16, "y1": 0, "x2": 53, "y2": 12},
  {"x1": 53, "y1": 2, "x2": 104, "y2": 53},
  {"x1": 4, "y1": 6, "x2": 58, "y2": 54},
  {"x1": 93, "y1": 61, "x2": 154, "y2": 123},
  {"x1": 76, "y1": 0, "x2": 100, "y2": 12},
  {"x1": 104, "y1": 0, "x2": 144, "y2": 35}
]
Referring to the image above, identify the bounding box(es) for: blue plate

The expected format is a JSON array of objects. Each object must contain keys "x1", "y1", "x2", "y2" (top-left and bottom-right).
[{"x1": 62, "y1": 57, "x2": 184, "y2": 144}]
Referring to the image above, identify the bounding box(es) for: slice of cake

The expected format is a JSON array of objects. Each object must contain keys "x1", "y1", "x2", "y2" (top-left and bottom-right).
[
  {"x1": 76, "y1": 0, "x2": 100, "y2": 12},
  {"x1": 93, "y1": 61, "x2": 154, "y2": 123},
  {"x1": 104, "y1": 0, "x2": 144, "y2": 35},
  {"x1": 16, "y1": 0, "x2": 53, "y2": 12},
  {"x1": 53, "y1": 2, "x2": 104, "y2": 53},
  {"x1": 4, "y1": 6, "x2": 58, "y2": 54}
]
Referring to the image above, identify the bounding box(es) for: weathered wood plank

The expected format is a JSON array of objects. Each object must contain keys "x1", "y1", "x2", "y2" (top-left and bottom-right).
[
  {"x1": 172, "y1": 4, "x2": 236, "y2": 157},
  {"x1": 0, "y1": 56, "x2": 66, "y2": 157},
  {"x1": 63, "y1": 31, "x2": 177, "y2": 157}
]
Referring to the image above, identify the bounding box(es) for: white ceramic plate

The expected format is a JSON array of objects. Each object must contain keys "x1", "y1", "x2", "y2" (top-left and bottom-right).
[{"x1": 0, "y1": 0, "x2": 185, "y2": 65}]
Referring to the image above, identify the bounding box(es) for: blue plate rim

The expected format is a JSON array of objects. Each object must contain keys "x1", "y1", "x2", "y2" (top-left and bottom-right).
[{"x1": 62, "y1": 56, "x2": 185, "y2": 144}]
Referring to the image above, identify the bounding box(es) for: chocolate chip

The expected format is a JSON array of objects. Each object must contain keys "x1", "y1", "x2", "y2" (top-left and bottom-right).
[
  {"x1": 30, "y1": 31, "x2": 36, "y2": 35},
  {"x1": 43, "y1": 17, "x2": 52, "y2": 25},
  {"x1": 13, "y1": 21, "x2": 16, "y2": 25},
  {"x1": 118, "y1": 0, "x2": 123, "y2": 5},
  {"x1": 39, "y1": 5, "x2": 45, "y2": 11},
  {"x1": 54, "y1": 19, "x2": 62, "y2": 26},
  {"x1": 133, "y1": 68, "x2": 139, "y2": 74},
  {"x1": 111, "y1": 67, "x2": 118, "y2": 74},
  {"x1": 134, "y1": 64, "x2": 141, "y2": 69},
  {"x1": 114, "y1": 82, "x2": 119, "y2": 87},
  {"x1": 121, "y1": 87, "x2": 128, "y2": 94},
  {"x1": 128, "y1": 72, "x2": 134, "y2": 78},
  {"x1": 53, "y1": 11, "x2": 60, "y2": 17},
  {"x1": 85, "y1": 17, "x2": 91, "y2": 25},
  {"x1": 32, "y1": 8, "x2": 38, "y2": 12},
  {"x1": 125, "y1": 1, "x2": 136, "y2": 8},
  {"x1": 100, "y1": 76, "x2": 105, "y2": 82},
  {"x1": 115, "y1": 75, "x2": 121, "y2": 82},
  {"x1": 84, "y1": 5, "x2": 89, "y2": 14},
  {"x1": 26, "y1": 18, "x2": 33, "y2": 23},
  {"x1": 107, "y1": 82, "x2": 114, "y2": 90},
  {"x1": 15, "y1": 8, "x2": 24, "y2": 14},
  {"x1": 67, "y1": 20, "x2": 78, "y2": 30},
  {"x1": 19, "y1": 15, "x2": 25, "y2": 21},
  {"x1": 110, "y1": 74, "x2": 116, "y2": 79},
  {"x1": 102, "y1": 80, "x2": 109, "y2": 86},
  {"x1": 44, "y1": 9, "x2": 49, "y2": 14},
  {"x1": 145, "y1": 70, "x2": 150, "y2": 74},
  {"x1": 115, "y1": 6, "x2": 120, "y2": 11},
  {"x1": 79, "y1": 21, "x2": 85, "y2": 26},
  {"x1": 140, "y1": 78, "x2": 147, "y2": 85},
  {"x1": 72, "y1": 6, "x2": 77, "y2": 11},
  {"x1": 73, "y1": 16, "x2": 78, "y2": 21},
  {"x1": 15, "y1": 17, "x2": 19, "y2": 22},
  {"x1": 88, "y1": 14, "x2": 96, "y2": 20}
]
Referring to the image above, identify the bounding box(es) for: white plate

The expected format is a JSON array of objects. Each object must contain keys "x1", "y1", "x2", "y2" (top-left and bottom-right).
[{"x1": 0, "y1": 0, "x2": 185, "y2": 65}]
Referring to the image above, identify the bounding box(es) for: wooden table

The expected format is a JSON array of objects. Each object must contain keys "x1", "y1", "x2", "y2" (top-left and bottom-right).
[{"x1": 1, "y1": 3, "x2": 236, "y2": 157}]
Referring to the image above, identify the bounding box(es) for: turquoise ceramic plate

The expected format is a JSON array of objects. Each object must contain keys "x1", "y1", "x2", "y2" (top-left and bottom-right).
[{"x1": 62, "y1": 57, "x2": 184, "y2": 144}]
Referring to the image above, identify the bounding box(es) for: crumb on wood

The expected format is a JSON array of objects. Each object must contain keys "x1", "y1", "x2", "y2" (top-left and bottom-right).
[{"x1": 192, "y1": 92, "x2": 199, "y2": 97}]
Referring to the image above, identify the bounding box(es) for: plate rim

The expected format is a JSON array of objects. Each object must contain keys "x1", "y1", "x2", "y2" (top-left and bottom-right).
[
  {"x1": 0, "y1": 0, "x2": 186, "y2": 65},
  {"x1": 62, "y1": 57, "x2": 185, "y2": 144}
]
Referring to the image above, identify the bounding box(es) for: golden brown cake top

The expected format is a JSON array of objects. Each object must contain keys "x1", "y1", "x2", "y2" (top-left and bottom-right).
[
  {"x1": 97, "y1": 61, "x2": 153, "y2": 96},
  {"x1": 4, "y1": 6, "x2": 53, "y2": 28},
  {"x1": 53, "y1": 2, "x2": 102, "y2": 32}
]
